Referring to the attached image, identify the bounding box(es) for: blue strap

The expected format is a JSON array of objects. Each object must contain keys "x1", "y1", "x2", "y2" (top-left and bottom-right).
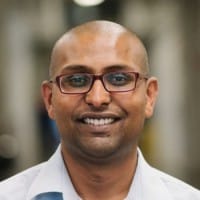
[{"x1": 33, "y1": 192, "x2": 63, "y2": 200}]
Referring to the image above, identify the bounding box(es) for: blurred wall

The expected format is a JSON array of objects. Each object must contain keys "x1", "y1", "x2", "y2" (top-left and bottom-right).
[{"x1": 0, "y1": 0, "x2": 199, "y2": 188}]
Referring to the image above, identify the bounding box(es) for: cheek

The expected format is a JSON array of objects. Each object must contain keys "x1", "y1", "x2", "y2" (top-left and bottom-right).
[
  {"x1": 51, "y1": 94, "x2": 81, "y2": 130},
  {"x1": 114, "y1": 92, "x2": 147, "y2": 131},
  {"x1": 115, "y1": 92, "x2": 147, "y2": 116},
  {"x1": 126, "y1": 100, "x2": 146, "y2": 130}
]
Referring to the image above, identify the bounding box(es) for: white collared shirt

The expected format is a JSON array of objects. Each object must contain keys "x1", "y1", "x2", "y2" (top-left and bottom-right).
[{"x1": 0, "y1": 145, "x2": 199, "y2": 200}]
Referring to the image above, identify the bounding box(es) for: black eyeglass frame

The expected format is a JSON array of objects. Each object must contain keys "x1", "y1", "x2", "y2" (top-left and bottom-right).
[{"x1": 49, "y1": 71, "x2": 149, "y2": 94}]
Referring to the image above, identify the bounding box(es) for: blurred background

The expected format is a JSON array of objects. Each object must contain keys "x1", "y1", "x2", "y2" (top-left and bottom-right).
[{"x1": 0, "y1": 0, "x2": 199, "y2": 189}]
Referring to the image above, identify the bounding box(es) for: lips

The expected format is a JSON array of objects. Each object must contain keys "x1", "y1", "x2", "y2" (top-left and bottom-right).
[{"x1": 76, "y1": 112, "x2": 121, "y2": 126}]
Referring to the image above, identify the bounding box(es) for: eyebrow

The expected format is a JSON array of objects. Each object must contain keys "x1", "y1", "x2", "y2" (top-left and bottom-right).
[
  {"x1": 60, "y1": 65, "x2": 92, "y2": 73},
  {"x1": 59, "y1": 64, "x2": 137, "y2": 74},
  {"x1": 103, "y1": 65, "x2": 136, "y2": 72}
]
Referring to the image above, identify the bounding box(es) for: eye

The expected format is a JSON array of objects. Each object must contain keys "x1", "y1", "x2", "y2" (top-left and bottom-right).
[
  {"x1": 61, "y1": 74, "x2": 91, "y2": 88},
  {"x1": 106, "y1": 72, "x2": 134, "y2": 86}
]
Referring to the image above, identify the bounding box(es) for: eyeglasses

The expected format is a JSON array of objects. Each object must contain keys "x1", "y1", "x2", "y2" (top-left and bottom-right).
[{"x1": 50, "y1": 71, "x2": 148, "y2": 94}]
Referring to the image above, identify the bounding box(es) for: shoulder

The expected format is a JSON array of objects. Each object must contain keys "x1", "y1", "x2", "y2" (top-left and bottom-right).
[
  {"x1": 137, "y1": 149, "x2": 200, "y2": 200},
  {"x1": 0, "y1": 163, "x2": 45, "y2": 200},
  {"x1": 152, "y1": 167, "x2": 200, "y2": 200}
]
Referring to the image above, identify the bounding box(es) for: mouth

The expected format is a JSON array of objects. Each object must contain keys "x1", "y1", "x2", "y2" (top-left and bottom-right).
[
  {"x1": 77, "y1": 113, "x2": 121, "y2": 126},
  {"x1": 82, "y1": 118, "x2": 116, "y2": 126}
]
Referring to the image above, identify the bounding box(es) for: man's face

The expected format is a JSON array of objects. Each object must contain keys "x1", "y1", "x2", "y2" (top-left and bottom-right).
[{"x1": 42, "y1": 31, "x2": 158, "y2": 163}]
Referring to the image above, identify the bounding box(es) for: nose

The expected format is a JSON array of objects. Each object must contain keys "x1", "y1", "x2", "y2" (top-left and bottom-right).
[{"x1": 85, "y1": 80, "x2": 111, "y2": 108}]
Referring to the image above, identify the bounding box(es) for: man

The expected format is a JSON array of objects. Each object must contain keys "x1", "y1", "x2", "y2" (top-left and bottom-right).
[{"x1": 0, "y1": 20, "x2": 199, "y2": 200}]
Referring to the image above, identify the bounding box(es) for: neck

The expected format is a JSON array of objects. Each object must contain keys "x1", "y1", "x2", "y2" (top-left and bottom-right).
[{"x1": 62, "y1": 147, "x2": 138, "y2": 200}]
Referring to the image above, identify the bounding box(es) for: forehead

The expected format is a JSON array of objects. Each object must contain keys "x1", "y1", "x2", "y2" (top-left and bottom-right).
[{"x1": 50, "y1": 28, "x2": 146, "y2": 76}]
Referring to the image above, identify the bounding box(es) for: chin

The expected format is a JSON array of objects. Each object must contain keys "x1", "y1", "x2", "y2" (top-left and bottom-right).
[{"x1": 75, "y1": 137, "x2": 132, "y2": 164}]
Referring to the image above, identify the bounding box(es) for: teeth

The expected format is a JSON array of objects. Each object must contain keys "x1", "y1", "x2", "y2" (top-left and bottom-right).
[{"x1": 83, "y1": 118, "x2": 114, "y2": 126}]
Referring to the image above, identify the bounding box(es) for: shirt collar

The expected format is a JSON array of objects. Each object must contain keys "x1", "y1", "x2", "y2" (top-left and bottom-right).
[
  {"x1": 27, "y1": 145, "x2": 79, "y2": 200},
  {"x1": 27, "y1": 146, "x2": 173, "y2": 200},
  {"x1": 126, "y1": 148, "x2": 173, "y2": 200}
]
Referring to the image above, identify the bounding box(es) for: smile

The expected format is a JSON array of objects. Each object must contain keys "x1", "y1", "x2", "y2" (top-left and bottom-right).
[{"x1": 83, "y1": 118, "x2": 115, "y2": 126}]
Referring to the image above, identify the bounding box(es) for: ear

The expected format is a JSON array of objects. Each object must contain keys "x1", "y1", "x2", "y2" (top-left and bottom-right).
[
  {"x1": 41, "y1": 80, "x2": 55, "y2": 119},
  {"x1": 145, "y1": 77, "x2": 158, "y2": 118}
]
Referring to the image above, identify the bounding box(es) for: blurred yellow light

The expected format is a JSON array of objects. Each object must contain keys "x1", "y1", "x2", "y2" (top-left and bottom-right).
[{"x1": 73, "y1": 0, "x2": 104, "y2": 7}]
